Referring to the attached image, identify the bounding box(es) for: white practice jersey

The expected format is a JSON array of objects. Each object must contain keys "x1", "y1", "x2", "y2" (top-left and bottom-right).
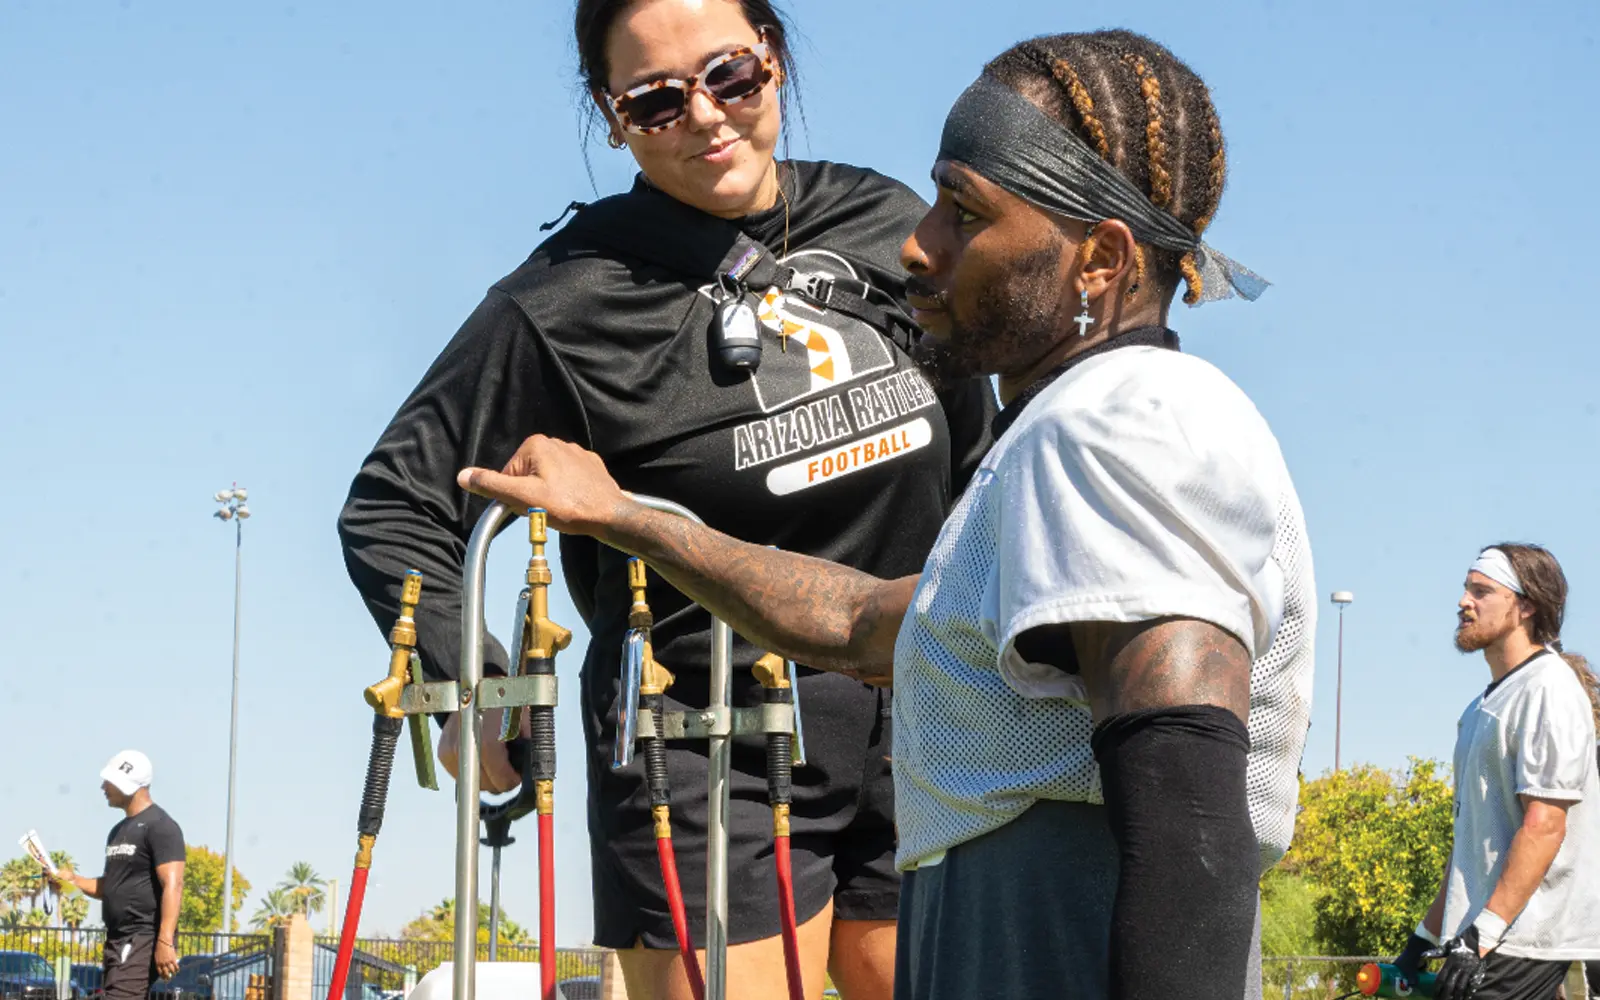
[
  {"x1": 892, "y1": 344, "x2": 1316, "y2": 872},
  {"x1": 1444, "y1": 651, "x2": 1600, "y2": 959}
]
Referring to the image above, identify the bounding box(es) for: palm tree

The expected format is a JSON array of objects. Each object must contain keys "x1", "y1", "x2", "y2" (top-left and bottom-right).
[
  {"x1": 275, "y1": 863, "x2": 326, "y2": 917},
  {"x1": 249, "y1": 888, "x2": 296, "y2": 930},
  {"x1": 0, "y1": 909, "x2": 25, "y2": 932},
  {"x1": 61, "y1": 894, "x2": 91, "y2": 929},
  {"x1": 0, "y1": 857, "x2": 36, "y2": 913}
]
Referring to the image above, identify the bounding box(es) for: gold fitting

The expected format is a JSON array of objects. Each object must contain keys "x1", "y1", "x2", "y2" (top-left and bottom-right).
[
  {"x1": 388, "y1": 573, "x2": 424, "y2": 648},
  {"x1": 772, "y1": 803, "x2": 792, "y2": 838},
  {"x1": 536, "y1": 780, "x2": 555, "y2": 816},
  {"x1": 753, "y1": 653, "x2": 789, "y2": 690},
  {"x1": 526, "y1": 564, "x2": 554, "y2": 586},
  {"x1": 526, "y1": 587, "x2": 573, "y2": 660},
  {"x1": 365, "y1": 645, "x2": 413, "y2": 719},
  {"x1": 528, "y1": 509, "x2": 549, "y2": 547},
  {"x1": 528, "y1": 616, "x2": 573, "y2": 660},
  {"x1": 628, "y1": 559, "x2": 651, "y2": 623},
  {"x1": 651, "y1": 805, "x2": 672, "y2": 840},
  {"x1": 354, "y1": 834, "x2": 376, "y2": 870},
  {"x1": 370, "y1": 573, "x2": 424, "y2": 718},
  {"x1": 639, "y1": 641, "x2": 675, "y2": 696},
  {"x1": 388, "y1": 619, "x2": 418, "y2": 648}
]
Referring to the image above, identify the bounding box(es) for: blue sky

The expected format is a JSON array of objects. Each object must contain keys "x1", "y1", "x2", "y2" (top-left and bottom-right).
[{"x1": 3, "y1": 0, "x2": 1596, "y2": 945}]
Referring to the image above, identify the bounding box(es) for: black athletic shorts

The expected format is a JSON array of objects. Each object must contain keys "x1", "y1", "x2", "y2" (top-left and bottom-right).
[
  {"x1": 1470, "y1": 951, "x2": 1571, "y2": 1000},
  {"x1": 102, "y1": 934, "x2": 156, "y2": 1000},
  {"x1": 584, "y1": 663, "x2": 899, "y2": 949}
]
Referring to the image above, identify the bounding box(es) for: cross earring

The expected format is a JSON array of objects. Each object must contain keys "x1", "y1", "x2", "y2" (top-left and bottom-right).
[{"x1": 1073, "y1": 289, "x2": 1095, "y2": 338}]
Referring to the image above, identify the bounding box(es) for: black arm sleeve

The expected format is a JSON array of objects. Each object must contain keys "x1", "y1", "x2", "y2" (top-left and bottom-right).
[
  {"x1": 337, "y1": 291, "x2": 585, "y2": 683},
  {"x1": 1091, "y1": 706, "x2": 1259, "y2": 1000}
]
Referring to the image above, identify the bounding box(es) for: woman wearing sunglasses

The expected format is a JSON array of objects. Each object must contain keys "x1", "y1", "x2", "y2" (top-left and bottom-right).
[{"x1": 338, "y1": 1, "x2": 995, "y2": 997}]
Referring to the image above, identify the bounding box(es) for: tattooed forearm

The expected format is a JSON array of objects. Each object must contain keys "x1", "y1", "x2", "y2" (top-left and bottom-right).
[
  {"x1": 1067, "y1": 617, "x2": 1251, "y2": 722},
  {"x1": 596, "y1": 501, "x2": 915, "y2": 679}
]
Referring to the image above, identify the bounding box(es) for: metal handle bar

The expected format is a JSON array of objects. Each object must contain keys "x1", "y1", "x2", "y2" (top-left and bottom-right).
[
  {"x1": 452, "y1": 496, "x2": 736, "y2": 1000},
  {"x1": 614, "y1": 630, "x2": 646, "y2": 769}
]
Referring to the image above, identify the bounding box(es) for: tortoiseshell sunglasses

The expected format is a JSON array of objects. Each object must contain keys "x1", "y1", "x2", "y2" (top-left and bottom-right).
[{"x1": 604, "y1": 37, "x2": 776, "y2": 135}]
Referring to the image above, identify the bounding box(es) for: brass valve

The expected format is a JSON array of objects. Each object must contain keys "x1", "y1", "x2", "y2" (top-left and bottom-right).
[
  {"x1": 524, "y1": 509, "x2": 573, "y2": 662},
  {"x1": 753, "y1": 652, "x2": 790, "y2": 691},
  {"x1": 640, "y1": 638, "x2": 676, "y2": 698},
  {"x1": 365, "y1": 571, "x2": 423, "y2": 719},
  {"x1": 628, "y1": 557, "x2": 653, "y2": 631},
  {"x1": 629, "y1": 558, "x2": 675, "y2": 696}
]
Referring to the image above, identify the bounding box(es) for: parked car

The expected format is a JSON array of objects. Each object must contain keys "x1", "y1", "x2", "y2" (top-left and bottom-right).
[
  {"x1": 69, "y1": 963, "x2": 103, "y2": 999},
  {"x1": 555, "y1": 976, "x2": 600, "y2": 1000},
  {"x1": 0, "y1": 950, "x2": 77, "y2": 1000},
  {"x1": 148, "y1": 955, "x2": 214, "y2": 1000}
]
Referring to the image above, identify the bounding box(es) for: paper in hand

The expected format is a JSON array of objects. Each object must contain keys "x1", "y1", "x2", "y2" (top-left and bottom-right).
[{"x1": 19, "y1": 830, "x2": 59, "y2": 876}]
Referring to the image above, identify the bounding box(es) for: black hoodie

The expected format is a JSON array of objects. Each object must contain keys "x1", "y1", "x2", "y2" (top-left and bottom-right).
[{"x1": 338, "y1": 160, "x2": 997, "y2": 702}]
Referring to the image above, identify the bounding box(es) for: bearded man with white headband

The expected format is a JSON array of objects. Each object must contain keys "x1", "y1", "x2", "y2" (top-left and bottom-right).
[{"x1": 1390, "y1": 544, "x2": 1600, "y2": 1000}]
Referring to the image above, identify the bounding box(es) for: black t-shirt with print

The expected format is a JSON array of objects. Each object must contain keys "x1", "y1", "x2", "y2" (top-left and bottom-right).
[
  {"x1": 339, "y1": 160, "x2": 997, "y2": 695},
  {"x1": 101, "y1": 804, "x2": 184, "y2": 940}
]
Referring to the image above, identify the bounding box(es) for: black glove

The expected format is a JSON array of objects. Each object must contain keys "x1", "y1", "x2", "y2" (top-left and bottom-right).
[
  {"x1": 1391, "y1": 932, "x2": 1434, "y2": 989},
  {"x1": 1430, "y1": 926, "x2": 1488, "y2": 1000}
]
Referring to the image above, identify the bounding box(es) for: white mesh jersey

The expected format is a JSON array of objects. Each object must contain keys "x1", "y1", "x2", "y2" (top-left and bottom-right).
[
  {"x1": 892, "y1": 345, "x2": 1316, "y2": 873},
  {"x1": 1443, "y1": 652, "x2": 1600, "y2": 959}
]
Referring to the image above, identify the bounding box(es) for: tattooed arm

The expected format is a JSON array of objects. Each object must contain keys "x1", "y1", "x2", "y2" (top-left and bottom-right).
[
  {"x1": 1017, "y1": 617, "x2": 1252, "y2": 723},
  {"x1": 458, "y1": 434, "x2": 912, "y2": 682}
]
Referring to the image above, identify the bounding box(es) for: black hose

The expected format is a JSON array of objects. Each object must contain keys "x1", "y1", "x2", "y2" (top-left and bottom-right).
[
  {"x1": 763, "y1": 686, "x2": 793, "y2": 806},
  {"x1": 358, "y1": 716, "x2": 404, "y2": 837},
  {"x1": 528, "y1": 655, "x2": 557, "y2": 782},
  {"x1": 642, "y1": 692, "x2": 671, "y2": 809}
]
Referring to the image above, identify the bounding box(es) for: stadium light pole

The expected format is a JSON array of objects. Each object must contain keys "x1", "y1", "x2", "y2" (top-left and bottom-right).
[
  {"x1": 1331, "y1": 591, "x2": 1354, "y2": 770},
  {"x1": 214, "y1": 485, "x2": 251, "y2": 940}
]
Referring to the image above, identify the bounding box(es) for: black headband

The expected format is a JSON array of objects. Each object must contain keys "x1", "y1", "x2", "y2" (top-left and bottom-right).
[{"x1": 937, "y1": 74, "x2": 1268, "y2": 304}]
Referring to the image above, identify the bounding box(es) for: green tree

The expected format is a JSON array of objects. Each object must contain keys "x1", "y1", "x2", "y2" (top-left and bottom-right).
[
  {"x1": 276, "y1": 862, "x2": 326, "y2": 917},
  {"x1": 388, "y1": 899, "x2": 535, "y2": 979},
  {"x1": 1280, "y1": 759, "x2": 1454, "y2": 956},
  {"x1": 401, "y1": 898, "x2": 531, "y2": 945},
  {"x1": 0, "y1": 857, "x2": 34, "y2": 913},
  {"x1": 179, "y1": 845, "x2": 252, "y2": 932},
  {"x1": 61, "y1": 893, "x2": 91, "y2": 929},
  {"x1": 1259, "y1": 868, "x2": 1320, "y2": 956},
  {"x1": 0, "y1": 909, "x2": 24, "y2": 932},
  {"x1": 249, "y1": 888, "x2": 297, "y2": 930}
]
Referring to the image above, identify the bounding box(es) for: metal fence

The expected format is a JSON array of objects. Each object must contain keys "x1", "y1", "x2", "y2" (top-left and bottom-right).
[
  {"x1": 310, "y1": 938, "x2": 606, "y2": 995},
  {"x1": 0, "y1": 927, "x2": 271, "y2": 966},
  {"x1": 0, "y1": 929, "x2": 1458, "y2": 1000},
  {"x1": 1261, "y1": 956, "x2": 1383, "y2": 1000},
  {"x1": 1, "y1": 927, "x2": 607, "y2": 1000}
]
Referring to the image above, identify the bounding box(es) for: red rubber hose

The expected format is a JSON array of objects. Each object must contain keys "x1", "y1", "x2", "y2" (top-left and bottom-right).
[
  {"x1": 325, "y1": 866, "x2": 370, "y2": 1000},
  {"x1": 538, "y1": 812, "x2": 557, "y2": 1000},
  {"x1": 775, "y1": 834, "x2": 804, "y2": 1000},
  {"x1": 655, "y1": 835, "x2": 705, "y2": 1000}
]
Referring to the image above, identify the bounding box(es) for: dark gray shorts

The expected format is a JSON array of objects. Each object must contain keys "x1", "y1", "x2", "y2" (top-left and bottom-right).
[{"x1": 895, "y1": 799, "x2": 1262, "y2": 1000}]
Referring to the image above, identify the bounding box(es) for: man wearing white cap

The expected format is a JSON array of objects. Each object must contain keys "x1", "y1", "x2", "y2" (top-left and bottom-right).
[
  {"x1": 52, "y1": 751, "x2": 186, "y2": 1000},
  {"x1": 1389, "y1": 544, "x2": 1600, "y2": 1000}
]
